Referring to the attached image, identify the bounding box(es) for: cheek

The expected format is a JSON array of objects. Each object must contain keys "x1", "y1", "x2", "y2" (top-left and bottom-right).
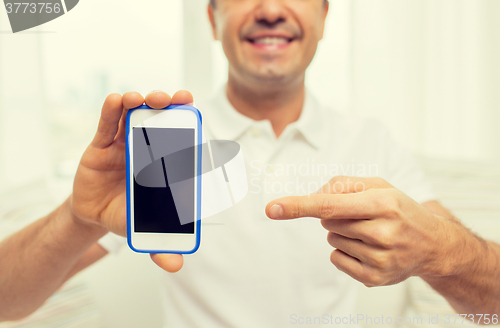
[
  {"x1": 216, "y1": 17, "x2": 236, "y2": 58},
  {"x1": 221, "y1": 25, "x2": 239, "y2": 60},
  {"x1": 216, "y1": 4, "x2": 250, "y2": 45},
  {"x1": 217, "y1": 13, "x2": 244, "y2": 55},
  {"x1": 306, "y1": 14, "x2": 325, "y2": 42},
  {"x1": 307, "y1": 19, "x2": 324, "y2": 52},
  {"x1": 295, "y1": 10, "x2": 324, "y2": 52}
]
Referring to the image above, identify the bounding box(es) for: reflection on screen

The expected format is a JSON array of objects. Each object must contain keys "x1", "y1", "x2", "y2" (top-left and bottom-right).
[{"x1": 133, "y1": 127, "x2": 195, "y2": 234}]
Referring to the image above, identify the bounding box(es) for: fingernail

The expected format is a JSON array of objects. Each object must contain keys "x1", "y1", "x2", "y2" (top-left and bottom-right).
[
  {"x1": 146, "y1": 90, "x2": 163, "y2": 97},
  {"x1": 268, "y1": 204, "x2": 283, "y2": 219}
]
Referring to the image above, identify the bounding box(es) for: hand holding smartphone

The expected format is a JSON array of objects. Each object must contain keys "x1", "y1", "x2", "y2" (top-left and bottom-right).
[{"x1": 126, "y1": 104, "x2": 202, "y2": 254}]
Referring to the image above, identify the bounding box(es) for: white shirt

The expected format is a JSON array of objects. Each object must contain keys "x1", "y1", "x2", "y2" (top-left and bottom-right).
[{"x1": 99, "y1": 87, "x2": 436, "y2": 328}]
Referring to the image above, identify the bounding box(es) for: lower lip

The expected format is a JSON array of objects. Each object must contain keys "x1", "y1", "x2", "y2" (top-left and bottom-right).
[{"x1": 247, "y1": 40, "x2": 294, "y2": 51}]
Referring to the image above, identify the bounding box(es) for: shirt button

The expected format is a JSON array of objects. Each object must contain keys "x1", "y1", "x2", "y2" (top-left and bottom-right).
[{"x1": 251, "y1": 128, "x2": 261, "y2": 137}]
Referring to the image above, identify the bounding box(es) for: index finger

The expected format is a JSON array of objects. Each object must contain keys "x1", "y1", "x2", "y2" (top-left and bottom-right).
[
  {"x1": 91, "y1": 93, "x2": 124, "y2": 149},
  {"x1": 113, "y1": 91, "x2": 146, "y2": 144},
  {"x1": 265, "y1": 189, "x2": 392, "y2": 220},
  {"x1": 122, "y1": 91, "x2": 145, "y2": 110},
  {"x1": 92, "y1": 92, "x2": 144, "y2": 149}
]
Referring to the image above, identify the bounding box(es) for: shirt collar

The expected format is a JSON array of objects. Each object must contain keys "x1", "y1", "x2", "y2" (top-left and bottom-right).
[
  {"x1": 203, "y1": 85, "x2": 324, "y2": 149},
  {"x1": 203, "y1": 86, "x2": 254, "y2": 141},
  {"x1": 293, "y1": 89, "x2": 324, "y2": 149}
]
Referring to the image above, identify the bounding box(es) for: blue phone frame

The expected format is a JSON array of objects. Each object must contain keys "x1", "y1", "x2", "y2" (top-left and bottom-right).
[{"x1": 126, "y1": 104, "x2": 202, "y2": 254}]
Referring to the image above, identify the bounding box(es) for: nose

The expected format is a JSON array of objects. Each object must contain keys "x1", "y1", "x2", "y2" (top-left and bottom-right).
[{"x1": 254, "y1": 0, "x2": 288, "y2": 26}]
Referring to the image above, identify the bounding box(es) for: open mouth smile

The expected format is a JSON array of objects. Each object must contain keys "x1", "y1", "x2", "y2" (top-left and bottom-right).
[{"x1": 245, "y1": 35, "x2": 296, "y2": 50}]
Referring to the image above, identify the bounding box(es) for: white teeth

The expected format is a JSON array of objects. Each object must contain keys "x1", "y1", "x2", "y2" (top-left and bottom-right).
[{"x1": 253, "y1": 37, "x2": 289, "y2": 45}]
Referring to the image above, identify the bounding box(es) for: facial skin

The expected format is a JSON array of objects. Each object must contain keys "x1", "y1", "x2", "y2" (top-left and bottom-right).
[{"x1": 208, "y1": 0, "x2": 329, "y2": 91}]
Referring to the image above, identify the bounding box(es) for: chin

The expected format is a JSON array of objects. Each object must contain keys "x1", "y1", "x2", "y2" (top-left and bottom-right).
[
  {"x1": 232, "y1": 60, "x2": 300, "y2": 87},
  {"x1": 252, "y1": 65, "x2": 292, "y2": 81}
]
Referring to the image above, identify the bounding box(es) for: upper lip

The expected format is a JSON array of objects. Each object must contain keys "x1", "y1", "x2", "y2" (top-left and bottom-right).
[{"x1": 245, "y1": 32, "x2": 296, "y2": 43}]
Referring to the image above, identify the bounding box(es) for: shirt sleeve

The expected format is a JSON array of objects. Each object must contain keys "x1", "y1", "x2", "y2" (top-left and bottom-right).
[
  {"x1": 98, "y1": 232, "x2": 127, "y2": 254},
  {"x1": 379, "y1": 126, "x2": 437, "y2": 204}
]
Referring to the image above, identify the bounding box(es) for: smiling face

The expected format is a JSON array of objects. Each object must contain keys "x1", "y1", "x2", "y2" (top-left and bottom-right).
[{"x1": 208, "y1": 0, "x2": 329, "y2": 88}]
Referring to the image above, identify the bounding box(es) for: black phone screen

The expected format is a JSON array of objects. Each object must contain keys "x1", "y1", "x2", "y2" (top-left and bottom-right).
[{"x1": 132, "y1": 127, "x2": 195, "y2": 234}]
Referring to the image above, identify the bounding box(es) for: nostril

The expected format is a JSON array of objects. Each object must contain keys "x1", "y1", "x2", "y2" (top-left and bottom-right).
[{"x1": 256, "y1": 17, "x2": 286, "y2": 28}]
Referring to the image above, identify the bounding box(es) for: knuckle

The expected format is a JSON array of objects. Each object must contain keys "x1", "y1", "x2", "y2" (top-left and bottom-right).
[
  {"x1": 319, "y1": 197, "x2": 337, "y2": 218},
  {"x1": 363, "y1": 272, "x2": 384, "y2": 287},
  {"x1": 371, "y1": 251, "x2": 390, "y2": 269},
  {"x1": 326, "y1": 232, "x2": 338, "y2": 247},
  {"x1": 375, "y1": 192, "x2": 402, "y2": 219},
  {"x1": 373, "y1": 177, "x2": 388, "y2": 187},
  {"x1": 386, "y1": 205, "x2": 404, "y2": 221},
  {"x1": 321, "y1": 219, "x2": 333, "y2": 231},
  {"x1": 371, "y1": 226, "x2": 393, "y2": 249},
  {"x1": 330, "y1": 250, "x2": 341, "y2": 266},
  {"x1": 368, "y1": 177, "x2": 394, "y2": 190},
  {"x1": 291, "y1": 200, "x2": 302, "y2": 218},
  {"x1": 330, "y1": 176, "x2": 344, "y2": 184},
  {"x1": 363, "y1": 280, "x2": 376, "y2": 288},
  {"x1": 294, "y1": 197, "x2": 313, "y2": 218}
]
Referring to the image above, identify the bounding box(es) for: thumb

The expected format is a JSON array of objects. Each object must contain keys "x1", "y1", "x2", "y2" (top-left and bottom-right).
[{"x1": 150, "y1": 253, "x2": 184, "y2": 273}]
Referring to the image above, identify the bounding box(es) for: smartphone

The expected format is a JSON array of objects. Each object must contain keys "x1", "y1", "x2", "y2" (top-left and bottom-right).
[{"x1": 126, "y1": 104, "x2": 202, "y2": 254}]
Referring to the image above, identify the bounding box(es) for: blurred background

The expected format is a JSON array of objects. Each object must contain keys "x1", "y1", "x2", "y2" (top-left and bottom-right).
[{"x1": 0, "y1": 0, "x2": 499, "y2": 327}]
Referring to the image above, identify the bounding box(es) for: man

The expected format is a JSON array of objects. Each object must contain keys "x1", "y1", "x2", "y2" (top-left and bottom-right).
[{"x1": 1, "y1": 0, "x2": 499, "y2": 326}]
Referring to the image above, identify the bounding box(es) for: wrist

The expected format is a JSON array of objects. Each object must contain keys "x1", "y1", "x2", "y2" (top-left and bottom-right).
[
  {"x1": 59, "y1": 197, "x2": 108, "y2": 240},
  {"x1": 420, "y1": 215, "x2": 487, "y2": 280}
]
